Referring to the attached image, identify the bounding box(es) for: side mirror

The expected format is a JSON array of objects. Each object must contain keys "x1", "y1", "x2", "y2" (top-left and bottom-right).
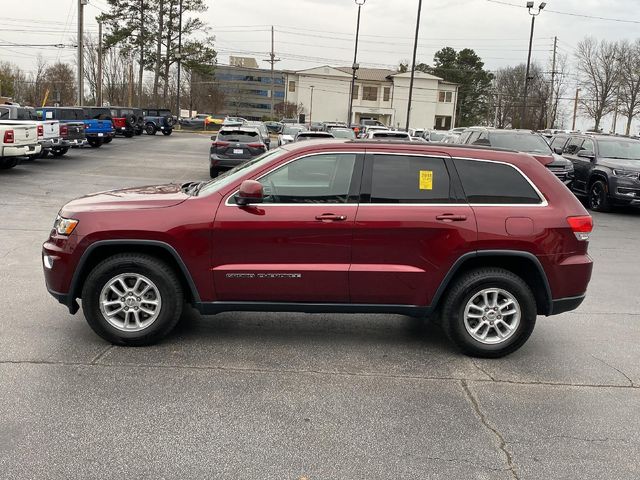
[
  {"x1": 553, "y1": 146, "x2": 563, "y2": 154},
  {"x1": 578, "y1": 151, "x2": 595, "y2": 160},
  {"x1": 236, "y1": 180, "x2": 263, "y2": 206},
  {"x1": 210, "y1": 135, "x2": 216, "y2": 141}
]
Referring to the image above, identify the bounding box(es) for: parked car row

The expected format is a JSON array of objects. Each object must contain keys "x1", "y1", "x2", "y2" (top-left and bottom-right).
[{"x1": 0, "y1": 103, "x2": 176, "y2": 170}]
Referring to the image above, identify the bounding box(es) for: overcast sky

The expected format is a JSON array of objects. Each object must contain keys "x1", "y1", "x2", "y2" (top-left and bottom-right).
[{"x1": 2, "y1": 0, "x2": 639, "y2": 130}]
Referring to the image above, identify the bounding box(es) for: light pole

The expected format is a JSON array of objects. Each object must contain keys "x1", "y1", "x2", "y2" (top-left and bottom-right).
[
  {"x1": 405, "y1": 0, "x2": 423, "y2": 131},
  {"x1": 176, "y1": 0, "x2": 183, "y2": 120},
  {"x1": 347, "y1": 0, "x2": 365, "y2": 127},
  {"x1": 521, "y1": 1, "x2": 545, "y2": 129}
]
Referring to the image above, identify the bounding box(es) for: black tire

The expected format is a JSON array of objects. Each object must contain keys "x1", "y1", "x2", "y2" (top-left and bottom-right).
[
  {"x1": 441, "y1": 268, "x2": 537, "y2": 358},
  {"x1": 51, "y1": 147, "x2": 69, "y2": 157},
  {"x1": 210, "y1": 167, "x2": 219, "y2": 178},
  {"x1": 40, "y1": 149, "x2": 49, "y2": 158},
  {"x1": 162, "y1": 129, "x2": 172, "y2": 136},
  {"x1": 588, "y1": 179, "x2": 612, "y2": 212},
  {"x1": 0, "y1": 158, "x2": 19, "y2": 169},
  {"x1": 124, "y1": 131, "x2": 134, "y2": 138},
  {"x1": 81, "y1": 253, "x2": 184, "y2": 346},
  {"x1": 145, "y1": 124, "x2": 157, "y2": 135},
  {"x1": 88, "y1": 138, "x2": 103, "y2": 148},
  {"x1": 165, "y1": 116, "x2": 175, "y2": 127},
  {"x1": 103, "y1": 137, "x2": 113, "y2": 144},
  {"x1": 26, "y1": 153, "x2": 40, "y2": 161}
]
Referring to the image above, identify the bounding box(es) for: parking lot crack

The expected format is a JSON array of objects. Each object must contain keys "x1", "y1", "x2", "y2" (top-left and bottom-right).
[
  {"x1": 471, "y1": 360, "x2": 496, "y2": 381},
  {"x1": 423, "y1": 455, "x2": 507, "y2": 473},
  {"x1": 90, "y1": 345, "x2": 115, "y2": 365},
  {"x1": 461, "y1": 380, "x2": 520, "y2": 480},
  {"x1": 590, "y1": 354, "x2": 635, "y2": 387}
]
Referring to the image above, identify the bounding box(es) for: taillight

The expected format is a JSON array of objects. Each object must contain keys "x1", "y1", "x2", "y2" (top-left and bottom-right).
[
  {"x1": 37, "y1": 125, "x2": 44, "y2": 137},
  {"x1": 3, "y1": 129, "x2": 14, "y2": 144},
  {"x1": 567, "y1": 215, "x2": 593, "y2": 241},
  {"x1": 247, "y1": 142, "x2": 265, "y2": 149},
  {"x1": 212, "y1": 141, "x2": 230, "y2": 148},
  {"x1": 60, "y1": 125, "x2": 68, "y2": 137}
]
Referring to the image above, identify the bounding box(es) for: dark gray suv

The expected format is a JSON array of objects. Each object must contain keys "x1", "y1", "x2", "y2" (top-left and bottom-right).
[{"x1": 561, "y1": 134, "x2": 640, "y2": 211}]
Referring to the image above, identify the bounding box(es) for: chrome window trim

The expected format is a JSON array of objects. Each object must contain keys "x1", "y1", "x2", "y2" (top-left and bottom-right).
[{"x1": 224, "y1": 150, "x2": 547, "y2": 208}]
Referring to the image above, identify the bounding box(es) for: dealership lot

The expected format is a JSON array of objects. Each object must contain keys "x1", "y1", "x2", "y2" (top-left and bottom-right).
[{"x1": 1, "y1": 134, "x2": 639, "y2": 479}]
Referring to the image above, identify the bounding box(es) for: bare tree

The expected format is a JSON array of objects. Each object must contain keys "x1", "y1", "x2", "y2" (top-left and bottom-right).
[
  {"x1": 575, "y1": 37, "x2": 619, "y2": 130},
  {"x1": 617, "y1": 39, "x2": 640, "y2": 135}
]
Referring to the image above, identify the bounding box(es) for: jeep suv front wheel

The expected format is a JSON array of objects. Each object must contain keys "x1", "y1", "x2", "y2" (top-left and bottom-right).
[
  {"x1": 441, "y1": 268, "x2": 536, "y2": 358},
  {"x1": 81, "y1": 253, "x2": 183, "y2": 346}
]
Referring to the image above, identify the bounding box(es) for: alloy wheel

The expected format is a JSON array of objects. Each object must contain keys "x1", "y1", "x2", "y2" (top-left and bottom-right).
[
  {"x1": 463, "y1": 288, "x2": 521, "y2": 345},
  {"x1": 99, "y1": 273, "x2": 162, "y2": 332}
]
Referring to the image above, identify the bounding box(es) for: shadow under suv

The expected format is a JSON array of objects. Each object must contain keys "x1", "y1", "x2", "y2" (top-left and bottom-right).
[
  {"x1": 560, "y1": 134, "x2": 640, "y2": 211},
  {"x1": 43, "y1": 140, "x2": 593, "y2": 358}
]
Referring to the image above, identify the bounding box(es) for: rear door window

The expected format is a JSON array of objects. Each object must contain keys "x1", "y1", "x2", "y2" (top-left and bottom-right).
[
  {"x1": 454, "y1": 159, "x2": 542, "y2": 204},
  {"x1": 550, "y1": 135, "x2": 568, "y2": 151},
  {"x1": 0, "y1": 107, "x2": 9, "y2": 119},
  {"x1": 367, "y1": 154, "x2": 453, "y2": 203}
]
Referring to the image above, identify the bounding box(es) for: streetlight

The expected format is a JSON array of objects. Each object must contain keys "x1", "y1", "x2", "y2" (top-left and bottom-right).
[
  {"x1": 521, "y1": 1, "x2": 545, "y2": 129},
  {"x1": 347, "y1": 0, "x2": 366, "y2": 127}
]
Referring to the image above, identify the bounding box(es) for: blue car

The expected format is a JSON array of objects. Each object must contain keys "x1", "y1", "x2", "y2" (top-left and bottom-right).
[{"x1": 81, "y1": 107, "x2": 116, "y2": 147}]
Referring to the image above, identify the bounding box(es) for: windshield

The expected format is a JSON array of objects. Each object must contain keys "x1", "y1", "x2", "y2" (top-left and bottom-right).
[
  {"x1": 283, "y1": 126, "x2": 304, "y2": 136},
  {"x1": 198, "y1": 148, "x2": 290, "y2": 196},
  {"x1": 429, "y1": 132, "x2": 446, "y2": 141},
  {"x1": 218, "y1": 130, "x2": 260, "y2": 142},
  {"x1": 489, "y1": 133, "x2": 551, "y2": 154},
  {"x1": 331, "y1": 129, "x2": 355, "y2": 139},
  {"x1": 598, "y1": 138, "x2": 640, "y2": 160}
]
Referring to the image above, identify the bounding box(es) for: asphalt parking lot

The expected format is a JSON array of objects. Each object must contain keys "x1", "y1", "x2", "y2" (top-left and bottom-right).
[{"x1": 1, "y1": 133, "x2": 639, "y2": 479}]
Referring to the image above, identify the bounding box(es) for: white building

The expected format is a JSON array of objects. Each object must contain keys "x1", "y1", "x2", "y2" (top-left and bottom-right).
[{"x1": 283, "y1": 66, "x2": 458, "y2": 129}]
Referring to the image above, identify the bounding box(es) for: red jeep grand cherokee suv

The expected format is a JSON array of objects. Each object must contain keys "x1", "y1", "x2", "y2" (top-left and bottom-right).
[{"x1": 43, "y1": 140, "x2": 593, "y2": 357}]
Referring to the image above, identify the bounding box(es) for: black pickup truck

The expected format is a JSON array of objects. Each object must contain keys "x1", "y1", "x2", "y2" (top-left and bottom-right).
[{"x1": 36, "y1": 107, "x2": 87, "y2": 156}]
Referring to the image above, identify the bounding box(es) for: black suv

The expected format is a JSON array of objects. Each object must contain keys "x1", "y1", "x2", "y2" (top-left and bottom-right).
[
  {"x1": 209, "y1": 126, "x2": 267, "y2": 177},
  {"x1": 560, "y1": 134, "x2": 640, "y2": 211},
  {"x1": 459, "y1": 128, "x2": 574, "y2": 183},
  {"x1": 142, "y1": 108, "x2": 175, "y2": 136}
]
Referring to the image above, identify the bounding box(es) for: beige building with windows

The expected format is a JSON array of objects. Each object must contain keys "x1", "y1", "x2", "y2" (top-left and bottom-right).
[{"x1": 283, "y1": 66, "x2": 458, "y2": 129}]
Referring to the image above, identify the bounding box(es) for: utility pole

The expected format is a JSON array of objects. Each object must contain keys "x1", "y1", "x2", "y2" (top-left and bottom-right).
[
  {"x1": 494, "y1": 91, "x2": 501, "y2": 127},
  {"x1": 77, "y1": 0, "x2": 87, "y2": 106},
  {"x1": 309, "y1": 85, "x2": 314, "y2": 127},
  {"x1": 176, "y1": 0, "x2": 183, "y2": 119},
  {"x1": 547, "y1": 36, "x2": 557, "y2": 129},
  {"x1": 612, "y1": 85, "x2": 620, "y2": 134},
  {"x1": 262, "y1": 26, "x2": 281, "y2": 120},
  {"x1": 522, "y1": 3, "x2": 545, "y2": 129},
  {"x1": 128, "y1": 60, "x2": 134, "y2": 107},
  {"x1": 347, "y1": 0, "x2": 365, "y2": 127},
  {"x1": 138, "y1": 0, "x2": 144, "y2": 107},
  {"x1": 97, "y1": 21, "x2": 103, "y2": 106},
  {"x1": 405, "y1": 0, "x2": 423, "y2": 131},
  {"x1": 572, "y1": 87, "x2": 580, "y2": 131}
]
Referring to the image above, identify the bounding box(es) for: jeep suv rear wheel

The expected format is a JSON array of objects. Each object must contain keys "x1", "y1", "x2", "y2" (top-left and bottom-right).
[
  {"x1": 442, "y1": 268, "x2": 536, "y2": 358},
  {"x1": 81, "y1": 253, "x2": 183, "y2": 346}
]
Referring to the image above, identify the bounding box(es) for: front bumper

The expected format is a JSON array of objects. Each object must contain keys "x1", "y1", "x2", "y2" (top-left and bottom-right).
[
  {"x1": 1, "y1": 144, "x2": 41, "y2": 157},
  {"x1": 43, "y1": 235, "x2": 81, "y2": 314},
  {"x1": 609, "y1": 176, "x2": 640, "y2": 205}
]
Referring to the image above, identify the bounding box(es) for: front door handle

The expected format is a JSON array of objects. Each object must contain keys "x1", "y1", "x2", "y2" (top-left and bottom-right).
[
  {"x1": 315, "y1": 213, "x2": 347, "y2": 222},
  {"x1": 436, "y1": 213, "x2": 467, "y2": 222}
]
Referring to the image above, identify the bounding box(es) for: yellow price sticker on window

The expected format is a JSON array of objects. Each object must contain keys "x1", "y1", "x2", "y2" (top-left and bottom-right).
[{"x1": 419, "y1": 170, "x2": 433, "y2": 190}]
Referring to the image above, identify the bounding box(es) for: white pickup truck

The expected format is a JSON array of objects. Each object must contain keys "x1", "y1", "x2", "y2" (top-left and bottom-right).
[
  {"x1": 0, "y1": 123, "x2": 41, "y2": 170},
  {"x1": 0, "y1": 104, "x2": 61, "y2": 158}
]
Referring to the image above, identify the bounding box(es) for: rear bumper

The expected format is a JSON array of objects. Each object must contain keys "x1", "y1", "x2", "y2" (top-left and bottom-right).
[
  {"x1": 210, "y1": 154, "x2": 251, "y2": 170},
  {"x1": 1, "y1": 144, "x2": 41, "y2": 157},
  {"x1": 86, "y1": 131, "x2": 114, "y2": 139},
  {"x1": 40, "y1": 137, "x2": 63, "y2": 149},
  {"x1": 550, "y1": 294, "x2": 585, "y2": 315},
  {"x1": 61, "y1": 138, "x2": 87, "y2": 147}
]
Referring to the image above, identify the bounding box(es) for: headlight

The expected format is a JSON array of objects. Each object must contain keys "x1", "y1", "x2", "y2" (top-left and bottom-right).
[
  {"x1": 612, "y1": 169, "x2": 640, "y2": 180},
  {"x1": 53, "y1": 214, "x2": 79, "y2": 236}
]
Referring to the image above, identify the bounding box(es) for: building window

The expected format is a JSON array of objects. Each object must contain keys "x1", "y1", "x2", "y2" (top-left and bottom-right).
[
  {"x1": 438, "y1": 91, "x2": 453, "y2": 103},
  {"x1": 362, "y1": 86, "x2": 378, "y2": 101},
  {"x1": 289, "y1": 81, "x2": 296, "y2": 92},
  {"x1": 383, "y1": 87, "x2": 391, "y2": 102},
  {"x1": 353, "y1": 85, "x2": 359, "y2": 99}
]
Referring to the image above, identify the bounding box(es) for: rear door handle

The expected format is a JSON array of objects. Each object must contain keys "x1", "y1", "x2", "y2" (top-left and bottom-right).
[
  {"x1": 436, "y1": 214, "x2": 467, "y2": 222},
  {"x1": 315, "y1": 213, "x2": 347, "y2": 222}
]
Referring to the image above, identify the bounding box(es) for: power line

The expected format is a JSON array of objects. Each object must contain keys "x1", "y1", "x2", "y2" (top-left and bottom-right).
[{"x1": 486, "y1": 0, "x2": 640, "y2": 24}]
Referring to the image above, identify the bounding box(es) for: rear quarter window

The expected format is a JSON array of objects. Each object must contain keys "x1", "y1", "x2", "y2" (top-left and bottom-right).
[{"x1": 454, "y1": 159, "x2": 542, "y2": 204}]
